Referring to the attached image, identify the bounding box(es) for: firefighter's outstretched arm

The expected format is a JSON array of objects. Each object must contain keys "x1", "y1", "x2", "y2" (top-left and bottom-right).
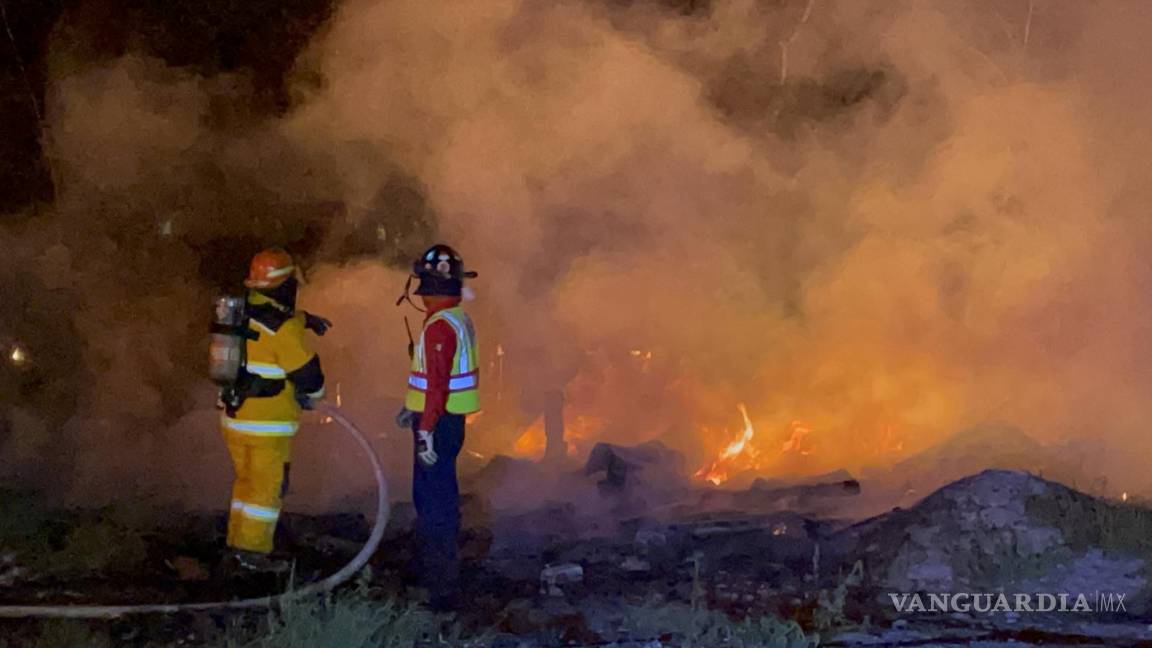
[
  {"x1": 288, "y1": 355, "x2": 325, "y2": 408},
  {"x1": 278, "y1": 317, "x2": 326, "y2": 408},
  {"x1": 303, "y1": 311, "x2": 333, "y2": 336}
]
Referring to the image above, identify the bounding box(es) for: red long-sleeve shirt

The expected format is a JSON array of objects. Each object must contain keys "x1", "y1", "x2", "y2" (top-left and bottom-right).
[{"x1": 418, "y1": 298, "x2": 460, "y2": 432}]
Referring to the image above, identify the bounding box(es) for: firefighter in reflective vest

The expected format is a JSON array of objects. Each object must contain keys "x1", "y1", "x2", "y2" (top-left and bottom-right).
[
  {"x1": 395, "y1": 243, "x2": 479, "y2": 610},
  {"x1": 222, "y1": 248, "x2": 329, "y2": 570}
]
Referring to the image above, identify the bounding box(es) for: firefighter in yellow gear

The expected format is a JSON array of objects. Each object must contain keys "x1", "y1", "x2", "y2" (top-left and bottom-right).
[{"x1": 221, "y1": 248, "x2": 329, "y2": 567}]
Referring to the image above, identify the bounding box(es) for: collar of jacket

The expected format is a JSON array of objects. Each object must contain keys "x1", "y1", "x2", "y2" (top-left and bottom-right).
[
  {"x1": 423, "y1": 296, "x2": 462, "y2": 320},
  {"x1": 247, "y1": 291, "x2": 295, "y2": 333},
  {"x1": 248, "y1": 290, "x2": 291, "y2": 313}
]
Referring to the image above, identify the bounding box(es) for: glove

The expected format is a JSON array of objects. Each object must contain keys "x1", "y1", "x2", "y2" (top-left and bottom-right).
[
  {"x1": 395, "y1": 406, "x2": 415, "y2": 430},
  {"x1": 416, "y1": 429, "x2": 438, "y2": 467},
  {"x1": 303, "y1": 312, "x2": 333, "y2": 336},
  {"x1": 296, "y1": 394, "x2": 316, "y2": 410}
]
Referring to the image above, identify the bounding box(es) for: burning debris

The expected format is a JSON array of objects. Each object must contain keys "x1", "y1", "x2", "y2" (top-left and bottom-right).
[
  {"x1": 693, "y1": 405, "x2": 824, "y2": 489},
  {"x1": 695, "y1": 404, "x2": 759, "y2": 486}
]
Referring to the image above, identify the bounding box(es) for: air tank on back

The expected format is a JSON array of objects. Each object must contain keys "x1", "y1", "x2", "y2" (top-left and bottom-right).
[{"x1": 209, "y1": 296, "x2": 246, "y2": 385}]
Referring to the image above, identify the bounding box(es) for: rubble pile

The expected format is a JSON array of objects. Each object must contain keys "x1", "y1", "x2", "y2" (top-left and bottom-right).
[
  {"x1": 452, "y1": 453, "x2": 1152, "y2": 645},
  {"x1": 3, "y1": 448, "x2": 1152, "y2": 645},
  {"x1": 834, "y1": 470, "x2": 1149, "y2": 599}
]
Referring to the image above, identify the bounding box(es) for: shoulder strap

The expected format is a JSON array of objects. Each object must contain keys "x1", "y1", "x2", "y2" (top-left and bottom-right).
[{"x1": 247, "y1": 302, "x2": 291, "y2": 334}]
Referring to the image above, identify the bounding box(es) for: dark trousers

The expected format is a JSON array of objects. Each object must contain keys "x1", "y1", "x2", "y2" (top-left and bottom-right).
[{"x1": 411, "y1": 413, "x2": 465, "y2": 607}]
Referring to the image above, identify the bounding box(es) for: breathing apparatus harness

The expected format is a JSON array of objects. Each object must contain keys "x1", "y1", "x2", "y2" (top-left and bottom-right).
[
  {"x1": 210, "y1": 295, "x2": 255, "y2": 414},
  {"x1": 210, "y1": 292, "x2": 296, "y2": 416}
]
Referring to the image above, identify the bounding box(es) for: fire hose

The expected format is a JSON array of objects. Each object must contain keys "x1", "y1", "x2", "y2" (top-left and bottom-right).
[{"x1": 0, "y1": 402, "x2": 389, "y2": 619}]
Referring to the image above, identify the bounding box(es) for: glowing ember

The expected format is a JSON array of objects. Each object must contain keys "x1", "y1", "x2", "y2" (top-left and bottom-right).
[
  {"x1": 321, "y1": 382, "x2": 342, "y2": 424},
  {"x1": 627, "y1": 349, "x2": 653, "y2": 372},
  {"x1": 694, "y1": 403, "x2": 757, "y2": 485},
  {"x1": 9, "y1": 345, "x2": 26, "y2": 366},
  {"x1": 1123, "y1": 492, "x2": 1129, "y2": 502}
]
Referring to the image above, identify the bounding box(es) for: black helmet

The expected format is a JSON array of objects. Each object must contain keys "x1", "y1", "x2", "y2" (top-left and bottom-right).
[{"x1": 412, "y1": 244, "x2": 477, "y2": 297}]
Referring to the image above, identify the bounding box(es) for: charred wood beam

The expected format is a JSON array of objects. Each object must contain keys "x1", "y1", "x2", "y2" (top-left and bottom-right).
[{"x1": 543, "y1": 389, "x2": 566, "y2": 463}]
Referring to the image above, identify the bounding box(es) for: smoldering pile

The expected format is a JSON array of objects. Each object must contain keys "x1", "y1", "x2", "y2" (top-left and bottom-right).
[{"x1": 429, "y1": 443, "x2": 1152, "y2": 644}]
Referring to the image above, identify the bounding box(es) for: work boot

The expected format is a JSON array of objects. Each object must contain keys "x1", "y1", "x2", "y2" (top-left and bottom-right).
[{"x1": 230, "y1": 549, "x2": 290, "y2": 574}]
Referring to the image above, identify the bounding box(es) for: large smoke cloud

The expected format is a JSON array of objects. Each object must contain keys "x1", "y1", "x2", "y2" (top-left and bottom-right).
[{"x1": 4, "y1": 0, "x2": 1152, "y2": 508}]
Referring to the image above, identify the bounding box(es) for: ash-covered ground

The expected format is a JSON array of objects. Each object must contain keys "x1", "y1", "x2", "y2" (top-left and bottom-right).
[{"x1": 2, "y1": 436, "x2": 1151, "y2": 647}]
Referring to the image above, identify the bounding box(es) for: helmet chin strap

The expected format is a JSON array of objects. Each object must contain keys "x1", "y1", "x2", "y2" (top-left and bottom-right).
[
  {"x1": 396, "y1": 275, "x2": 425, "y2": 360},
  {"x1": 394, "y1": 275, "x2": 427, "y2": 313}
]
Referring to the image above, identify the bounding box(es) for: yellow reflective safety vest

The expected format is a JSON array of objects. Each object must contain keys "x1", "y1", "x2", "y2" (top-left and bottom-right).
[
  {"x1": 222, "y1": 293, "x2": 320, "y2": 437},
  {"x1": 405, "y1": 306, "x2": 480, "y2": 414}
]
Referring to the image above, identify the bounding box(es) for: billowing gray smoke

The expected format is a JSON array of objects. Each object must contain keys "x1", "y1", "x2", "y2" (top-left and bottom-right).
[{"x1": 4, "y1": 0, "x2": 1152, "y2": 509}]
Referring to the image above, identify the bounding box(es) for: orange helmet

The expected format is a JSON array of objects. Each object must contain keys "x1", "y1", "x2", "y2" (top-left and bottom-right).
[{"x1": 244, "y1": 248, "x2": 296, "y2": 289}]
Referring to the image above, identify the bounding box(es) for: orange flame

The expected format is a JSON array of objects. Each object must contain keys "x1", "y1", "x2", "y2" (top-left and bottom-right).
[
  {"x1": 509, "y1": 413, "x2": 600, "y2": 460},
  {"x1": 511, "y1": 416, "x2": 546, "y2": 459},
  {"x1": 694, "y1": 403, "x2": 757, "y2": 485},
  {"x1": 781, "y1": 420, "x2": 813, "y2": 455}
]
